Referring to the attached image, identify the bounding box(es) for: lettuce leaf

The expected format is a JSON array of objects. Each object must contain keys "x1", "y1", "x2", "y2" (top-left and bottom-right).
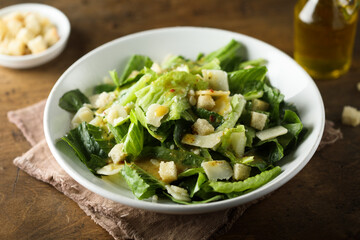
[
  {"x1": 122, "y1": 111, "x2": 144, "y2": 159},
  {"x1": 278, "y1": 110, "x2": 304, "y2": 149},
  {"x1": 208, "y1": 166, "x2": 281, "y2": 194},
  {"x1": 78, "y1": 122, "x2": 114, "y2": 158},
  {"x1": 262, "y1": 84, "x2": 284, "y2": 126},
  {"x1": 61, "y1": 122, "x2": 114, "y2": 174},
  {"x1": 216, "y1": 125, "x2": 246, "y2": 163},
  {"x1": 93, "y1": 83, "x2": 117, "y2": 94},
  {"x1": 178, "y1": 172, "x2": 207, "y2": 198},
  {"x1": 140, "y1": 146, "x2": 205, "y2": 167},
  {"x1": 217, "y1": 94, "x2": 246, "y2": 131},
  {"x1": 178, "y1": 168, "x2": 205, "y2": 178},
  {"x1": 112, "y1": 55, "x2": 153, "y2": 86},
  {"x1": 133, "y1": 105, "x2": 170, "y2": 142},
  {"x1": 245, "y1": 126, "x2": 256, "y2": 147},
  {"x1": 117, "y1": 69, "x2": 157, "y2": 106},
  {"x1": 161, "y1": 55, "x2": 221, "y2": 74},
  {"x1": 136, "y1": 71, "x2": 208, "y2": 121},
  {"x1": 228, "y1": 66, "x2": 267, "y2": 100},
  {"x1": 108, "y1": 121, "x2": 130, "y2": 144},
  {"x1": 174, "y1": 119, "x2": 192, "y2": 149},
  {"x1": 121, "y1": 162, "x2": 164, "y2": 200},
  {"x1": 177, "y1": 168, "x2": 208, "y2": 199},
  {"x1": 161, "y1": 55, "x2": 187, "y2": 70},
  {"x1": 202, "y1": 39, "x2": 246, "y2": 72},
  {"x1": 255, "y1": 138, "x2": 284, "y2": 164},
  {"x1": 58, "y1": 89, "x2": 90, "y2": 113},
  {"x1": 194, "y1": 108, "x2": 224, "y2": 128},
  {"x1": 238, "y1": 58, "x2": 267, "y2": 69}
]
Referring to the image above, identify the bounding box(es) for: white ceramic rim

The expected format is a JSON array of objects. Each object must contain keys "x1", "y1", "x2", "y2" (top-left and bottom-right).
[
  {"x1": 0, "y1": 3, "x2": 70, "y2": 65},
  {"x1": 44, "y1": 26, "x2": 325, "y2": 214}
]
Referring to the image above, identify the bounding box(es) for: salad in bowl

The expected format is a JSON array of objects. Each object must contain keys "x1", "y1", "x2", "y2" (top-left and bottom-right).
[{"x1": 57, "y1": 39, "x2": 306, "y2": 204}]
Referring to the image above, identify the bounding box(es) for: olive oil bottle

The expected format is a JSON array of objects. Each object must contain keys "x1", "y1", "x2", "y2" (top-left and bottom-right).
[{"x1": 294, "y1": 0, "x2": 359, "y2": 79}]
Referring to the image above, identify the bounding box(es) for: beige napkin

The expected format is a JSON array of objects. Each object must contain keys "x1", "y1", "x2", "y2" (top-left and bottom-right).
[{"x1": 8, "y1": 100, "x2": 342, "y2": 240}]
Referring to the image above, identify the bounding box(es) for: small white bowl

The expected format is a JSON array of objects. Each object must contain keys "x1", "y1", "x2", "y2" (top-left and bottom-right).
[
  {"x1": 44, "y1": 27, "x2": 325, "y2": 214},
  {"x1": 0, "y1": 3, "x2": 70, "y2": 69}
]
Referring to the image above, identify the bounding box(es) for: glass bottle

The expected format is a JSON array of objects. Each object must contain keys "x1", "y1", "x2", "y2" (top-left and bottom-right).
[{"x1": 294, "y1": 0, "x2": 359, "y2": 79}]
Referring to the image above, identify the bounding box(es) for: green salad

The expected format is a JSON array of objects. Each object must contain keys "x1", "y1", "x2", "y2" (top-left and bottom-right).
[{"x1": 58, "y1": 40, "x2": 306, "y2": 204}]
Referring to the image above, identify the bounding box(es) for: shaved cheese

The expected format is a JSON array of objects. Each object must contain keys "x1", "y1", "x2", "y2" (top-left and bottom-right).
[
  {"x1": 201, "y1": 69, "x2": 229, "y2": 91},
  {"x1": 201, "y1": 160, "x2": 233, "y2": 181},
  {"x1": 181, "y1": 131, "x2": 223, "y2": 148},
  {"x1": 230, "y1": 131, "x2": 246, "y2": 158},
  {"x1": 195, "y1": 90, "x2": 230, "y2": 97},
  {"x1": 165, "y1": 185, "x2": 191, "y2": 202},
  {"x1": 233, "y1": 163, "x2": 251, "y2": 181},
  {"x1": 250, "y1": 111, "x2": 268, "y2": 130},
  {"x1": 71, "y1": 106, "x2": 94, "y2": 128},
  {"x1": 256, "y1": 126, "x2": 288, "y2": 141},
  {"x1": 212, "y1": 95, "x2": 232, "y2": 116},
  {"x1": 108, "y1": 143, "x2": 126, "y2": 164},
  {"x1": 105, "y1": 104, "x2": 128, "y2": 126},
  {"x1": 96, "y1": 163, "x2": 124, "y2": 175},
  {"x1": 146, "y1": 104, "x2": 169, "y2": 127}
]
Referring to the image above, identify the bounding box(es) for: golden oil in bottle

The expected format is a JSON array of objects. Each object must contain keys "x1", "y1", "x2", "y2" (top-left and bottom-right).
[{"x1": 294, "y1": 0, "x2": 358, "y2": 79}]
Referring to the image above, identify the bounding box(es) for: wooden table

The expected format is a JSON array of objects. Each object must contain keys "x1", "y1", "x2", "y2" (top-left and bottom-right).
[{"x1": 1, "y1": 0, "x2": 359, "y2": 239}]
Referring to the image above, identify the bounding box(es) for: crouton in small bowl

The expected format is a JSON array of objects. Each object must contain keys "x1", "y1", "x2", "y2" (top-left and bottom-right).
[{"x1": 0, "y1": 3, "x2": 70, "y2": 69}]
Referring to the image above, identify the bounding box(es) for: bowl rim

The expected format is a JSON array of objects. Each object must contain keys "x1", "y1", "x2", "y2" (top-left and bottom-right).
[
  {"x1": 44, "y1": 26, "x2": 325, "y2": 214},
  {"x1": 0, "y1": 3, "x2": 71, "y2": 61}
]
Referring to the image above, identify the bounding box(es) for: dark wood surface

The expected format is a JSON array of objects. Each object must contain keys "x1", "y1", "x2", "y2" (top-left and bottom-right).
[{"x1": 1, "y1": 0, "x2": 359, "y2": 239}]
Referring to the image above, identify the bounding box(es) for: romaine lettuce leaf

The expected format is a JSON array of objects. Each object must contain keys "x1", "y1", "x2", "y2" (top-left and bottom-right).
[
  {"x1": 140, "y1": 146, "x2": 205, "y2": 167},
  {"x1": 208, "y1": 166, "x2": 281, "y2": 194},
  {"x1": 255, "y1": 138, "x2": 284, "y2": 164},
  {"x1": 136, "y1": 71, "x2": 208, "y2": 121},
  {"x1": 58, "y1": 89, "x2": 90, "y2": 113},
  {"x1": 117, "y1": 69, "x2": 157, "y2": 106},
  {"x1": 216, "y1": 125, "x2": 246, "y2": 163},
  {"x1": 61, "y1": 122, "x2": 114, "y2": 174},
  {"x1": 238, "y1": 58, "x2": 267, "y2": 69},
  {"x1": 194, "y1": 108, "x2": 224, "y2": 128},
  {"x1": 178, "y1": 168, "x2": 205, "y2": 178},
  {"x1": 177, "y1": 168, "x2": 208, "y2": 199},
  {"x1": 113, "y1": 55, "x2": 153, "y2": 86},
  {"x1": 202, "y1": 39, "x2": 246, "y2": 72},
  {"x1": 278, "y1": 110, "x2": 304, "y2": 149},
  {"x1": 178, "y1": 172, "x2": 207, "y2": 198},
  {"x1": 217, "y1": 94, "x2": 246, "y2": 131},
  {"x1": 78, "y1": 122, "x2": 114, "y2": 158},
  {"x1": 174, "y1": 119, "x2": 192, "y2": 149},
  {"x1": 93, "y1": 83, "x2": 117, "y2": 94},
  {"x1": 133, "y1": 105, "x2": 170, "y2": 142},
  {"x1": 262, "y1": 84, "x2": 284, "y2": 126},
  {"x1": 122, "y1": 111, "x2": 144, "y2": 159},
  {"x1": 228, "y1": 66, "x2": 267, "y2": 100},
  {"x1": 245, "y1": 126, "x2": 256, "y2": 147},
  {"x1": 161, "y1": 55, "x2": 221, "y2": 74},
  {"x1": 161, "y1": 55, "x2": 187, "y2": 70},
  {"x1": 108, "y1": 122, "x2": 129, "y2": 143},
  {"x1": 121, "y1": 162, "x2": 164, "y2": 200}
]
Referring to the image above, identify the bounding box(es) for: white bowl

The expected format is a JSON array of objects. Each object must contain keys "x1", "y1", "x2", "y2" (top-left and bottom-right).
[
  {"x1": 0, "y1": 3, "x2": 70, "y2": 69},
  {"x1": 44, "y1": 27, "x2": 325, "y2": 214}
]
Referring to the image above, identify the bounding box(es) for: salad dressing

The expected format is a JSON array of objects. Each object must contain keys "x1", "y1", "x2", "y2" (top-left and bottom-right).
[{"x1": 135, "y1": 160, "x2": 161, "y2": 180}]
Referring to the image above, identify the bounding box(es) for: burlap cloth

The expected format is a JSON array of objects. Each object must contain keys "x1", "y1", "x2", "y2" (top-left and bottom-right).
[{"x1": 7, "y1": 100, "x2": 343, "y2": 240}]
